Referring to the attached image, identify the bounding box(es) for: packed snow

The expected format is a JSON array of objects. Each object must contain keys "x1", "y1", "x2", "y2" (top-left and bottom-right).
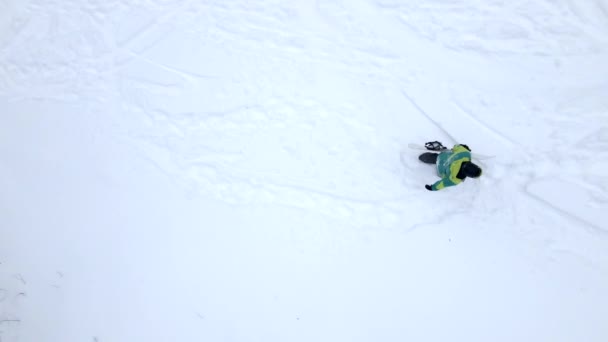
[{"x1": 1, "y1": 0, "x2": 607, "y2": 341}]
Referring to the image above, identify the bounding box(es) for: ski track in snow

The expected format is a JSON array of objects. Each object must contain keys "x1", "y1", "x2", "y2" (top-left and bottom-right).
[
  {"x1": 373, "y1": 0, "x2": 608, "y2": 56},
  {"x1": 1, "y1": 0, "x2": 608, "y2": 341}
]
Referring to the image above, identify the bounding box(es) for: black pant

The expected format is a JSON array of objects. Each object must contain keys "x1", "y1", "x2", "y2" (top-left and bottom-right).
[{"x1": 419, "y1": 152, "x2": 438, "y2": 164}]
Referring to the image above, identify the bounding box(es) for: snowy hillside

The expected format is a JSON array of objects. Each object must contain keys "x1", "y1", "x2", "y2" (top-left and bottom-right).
[{"x1": 1, "y1": 0, "x2": 608, "y2": 341}]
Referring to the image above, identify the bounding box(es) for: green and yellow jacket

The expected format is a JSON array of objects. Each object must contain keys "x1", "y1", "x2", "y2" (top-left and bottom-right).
[{"x1": 431, "y1": 144, "x2": 471, "y2": 191}]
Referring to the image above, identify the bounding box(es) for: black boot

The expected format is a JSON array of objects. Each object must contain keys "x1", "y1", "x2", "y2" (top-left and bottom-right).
[{"x1": 419, "y1": 152, "x2": 439, "y2": 164}]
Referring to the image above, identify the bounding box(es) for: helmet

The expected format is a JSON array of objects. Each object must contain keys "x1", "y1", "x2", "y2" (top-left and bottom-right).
[{"x1": 462, "y1": 162, "x2": 482, "y2": 178}]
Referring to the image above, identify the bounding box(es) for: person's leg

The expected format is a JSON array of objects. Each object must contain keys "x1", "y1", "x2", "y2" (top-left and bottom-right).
[{"x1": 418, "y1": 152, "x2": 439, "y2": 164}]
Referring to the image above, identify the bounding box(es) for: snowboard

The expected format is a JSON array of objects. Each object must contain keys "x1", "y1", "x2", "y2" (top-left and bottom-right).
[{"x1": 407, "y1": 143, "x2": 494, "y2": 160}]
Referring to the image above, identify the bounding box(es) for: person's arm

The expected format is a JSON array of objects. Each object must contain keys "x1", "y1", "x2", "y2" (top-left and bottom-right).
[{"x1": 430, "y1": 176, "x2": 460, "y2": 191}]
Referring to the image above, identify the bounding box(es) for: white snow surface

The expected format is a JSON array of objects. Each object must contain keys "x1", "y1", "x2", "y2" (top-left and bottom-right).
[{"x1": 1, "y1": 1, "x2": 608, "y2": 341}]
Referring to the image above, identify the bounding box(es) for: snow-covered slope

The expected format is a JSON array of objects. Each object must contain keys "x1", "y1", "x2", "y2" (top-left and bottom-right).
[{"x1": 1, "y1": 1, "x2": 607, "y2": 341}]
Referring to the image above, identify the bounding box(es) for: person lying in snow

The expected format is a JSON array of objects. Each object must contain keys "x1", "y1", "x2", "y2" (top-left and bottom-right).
[{"x1": 418, "y1": 141, "x2": 482, "y2": 191}]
